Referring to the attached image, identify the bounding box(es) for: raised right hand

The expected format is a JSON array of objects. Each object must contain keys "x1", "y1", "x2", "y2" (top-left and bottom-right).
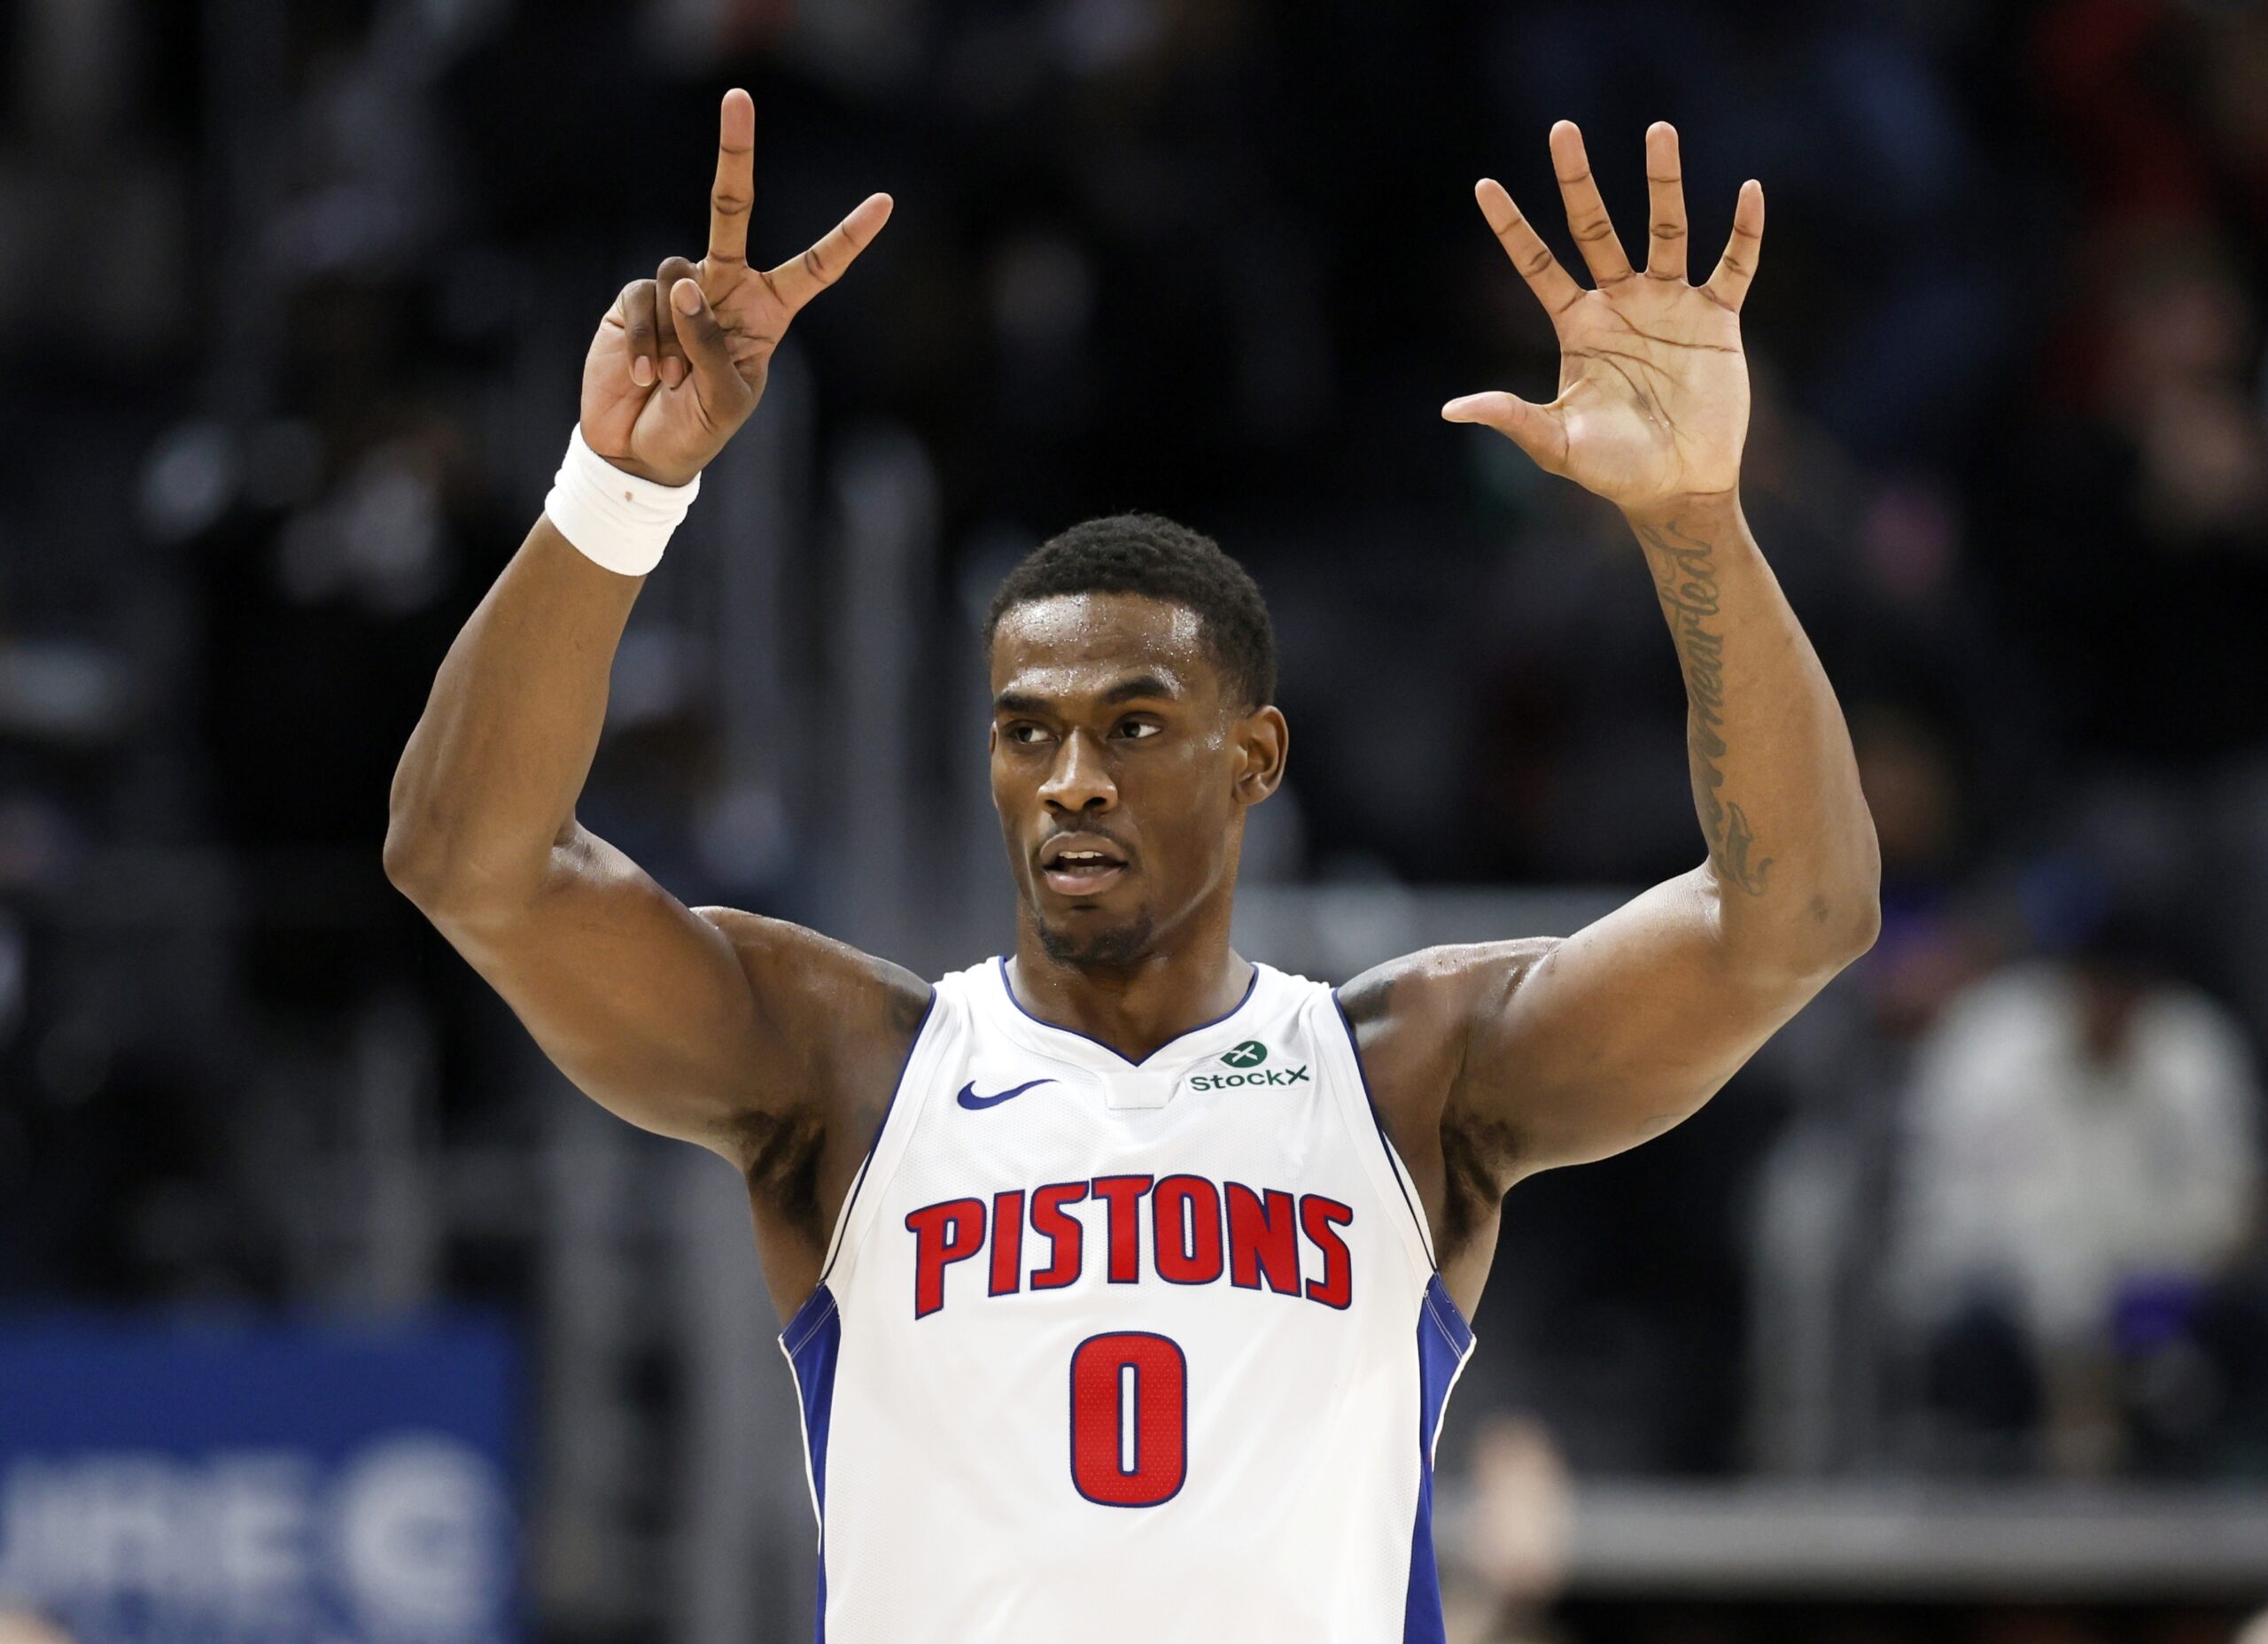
[{"x1": 580, "y1": 88, "x2": 893, "y2": 487}]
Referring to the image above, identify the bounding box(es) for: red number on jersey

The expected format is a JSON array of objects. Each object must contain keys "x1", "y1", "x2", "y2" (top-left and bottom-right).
[{"x1": 1068, "y1": 1331, "x2": 1187, "y2": 1507}]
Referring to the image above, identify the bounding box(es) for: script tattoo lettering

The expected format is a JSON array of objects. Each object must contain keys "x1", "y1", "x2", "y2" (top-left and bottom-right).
[{"x1": 1636, "y1": 517, "x2": 1773, "y2": 896}]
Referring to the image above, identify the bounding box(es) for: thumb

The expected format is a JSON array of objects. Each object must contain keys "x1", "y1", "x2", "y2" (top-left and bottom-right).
[
  {"x1": 670, "y1": 278, "x2": 755, "y2": 415},
  {"x1": 1442, "y1": 391, "x2": 1566, "y2": 472}
]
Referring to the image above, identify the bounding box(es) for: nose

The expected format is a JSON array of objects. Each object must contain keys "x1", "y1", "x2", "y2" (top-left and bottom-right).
[{"x1": 1038, "y1": 728, "x2": 1118, "y2": 816}]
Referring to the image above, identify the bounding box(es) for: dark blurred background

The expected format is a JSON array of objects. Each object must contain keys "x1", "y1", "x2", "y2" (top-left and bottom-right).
[{"x1": 6, "y1": 0, "x2": 2268, "y2": 1640}]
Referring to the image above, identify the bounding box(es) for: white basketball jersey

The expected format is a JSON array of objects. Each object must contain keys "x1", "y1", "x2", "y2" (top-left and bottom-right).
[{"x1": 778, "y1": 958, "x2": 1477, "y2": 1642}]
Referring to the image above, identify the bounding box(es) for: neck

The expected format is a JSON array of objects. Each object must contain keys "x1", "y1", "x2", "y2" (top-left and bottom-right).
[{"x1": 1008, "y1": 903, "x2": 1252, "y2": 1063}]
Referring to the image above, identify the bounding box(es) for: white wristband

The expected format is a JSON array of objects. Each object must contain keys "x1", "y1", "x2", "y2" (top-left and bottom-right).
[{"x1": 543, "y1": 424, "x2": 699, "y2": 577}]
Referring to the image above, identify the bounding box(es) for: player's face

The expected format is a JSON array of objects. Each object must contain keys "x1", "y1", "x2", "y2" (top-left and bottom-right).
[{"x1": 989, "y1": 593, "x2": 1285, "y2": 967}]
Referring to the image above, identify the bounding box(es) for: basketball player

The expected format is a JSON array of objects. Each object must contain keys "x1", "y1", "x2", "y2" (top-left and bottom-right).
[{"x1": 385, "y1": 90, "x2": 1877, "y2": 1641}]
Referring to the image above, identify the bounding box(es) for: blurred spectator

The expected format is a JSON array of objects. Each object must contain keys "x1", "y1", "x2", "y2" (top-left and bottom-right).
[
  {"x1": 9, "y1": 2, "x2": 2268, "y2": 1637},
  {"x1": 1448, "y1": 1415, "x2": 1573, "y2": 1644},
  {"x1": 0, "y1": 1611, "x2": 73, "y2": 1644},
  {"x1": 1889, "y1": 912, "x2": 2264, "y2": 1474}
]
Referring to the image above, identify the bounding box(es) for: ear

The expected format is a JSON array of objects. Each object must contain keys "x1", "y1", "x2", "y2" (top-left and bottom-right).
[{"x1": 1231, "y1": 705, "x2": 1290, "y2": 807}]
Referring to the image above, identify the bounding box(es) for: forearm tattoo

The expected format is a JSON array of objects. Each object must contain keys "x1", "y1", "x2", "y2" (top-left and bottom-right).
[{"x1": 1637, "y1": 516, "x2": 1773, "y2": 896}]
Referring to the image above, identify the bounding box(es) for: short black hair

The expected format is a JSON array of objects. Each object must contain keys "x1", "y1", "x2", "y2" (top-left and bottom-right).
[{"x1": 984, "y1": 513, "x2": 1278, "y2": 709}]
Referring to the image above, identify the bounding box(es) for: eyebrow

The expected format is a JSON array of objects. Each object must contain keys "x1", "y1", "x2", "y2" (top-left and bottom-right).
[
  {"x1": 1099, "y1": 673, "x2": 1176, "y2": 706},
  {"x1": 993, "y1": 673, "x2": 1179, "y2": 716}
]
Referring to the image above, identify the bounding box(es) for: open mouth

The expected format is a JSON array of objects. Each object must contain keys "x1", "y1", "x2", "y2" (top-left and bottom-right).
[{"x1": 1038, "y1": 834, "x2": 1130, "y2": 897}]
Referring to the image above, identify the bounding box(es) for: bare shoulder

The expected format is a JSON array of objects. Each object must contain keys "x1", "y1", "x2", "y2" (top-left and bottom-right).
[
  {"x1": 1339, "y1": 938, "x2": 1560, "y2": 1100},
  {"x1": 1339, "y1": 938, "x2": 1560, "y2": 1271},
  {"x1": 696, "y1": 907, "x2": 933, "y2": 1036},
  {"x1": 693, "y1": 907, "x2": 934, "y2": 1206}
]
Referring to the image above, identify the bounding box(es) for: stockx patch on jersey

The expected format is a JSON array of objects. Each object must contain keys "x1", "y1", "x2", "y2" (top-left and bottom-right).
[{"x1": 778, "y1": 958, "x2": 1474, "y2": 1643}]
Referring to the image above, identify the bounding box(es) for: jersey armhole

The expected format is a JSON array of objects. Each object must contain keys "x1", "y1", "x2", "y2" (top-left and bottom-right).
[
  {"x1": 1324, "y1": 988, "x2": 1443, "y2": 1280},
  {"x1": 812, "y1": 985, "x2": 948, "y2": 1291}
]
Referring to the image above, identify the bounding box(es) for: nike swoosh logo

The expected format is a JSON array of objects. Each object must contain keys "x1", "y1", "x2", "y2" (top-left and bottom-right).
[{"x1": 957, "y1": 1078, "x2": 1055, "y2": 1111}]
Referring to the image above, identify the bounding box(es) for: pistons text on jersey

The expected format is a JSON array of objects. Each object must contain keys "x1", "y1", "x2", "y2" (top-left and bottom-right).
[{"x1": 904, "y1": 1175, "x2": 1355, "y2": 1318}]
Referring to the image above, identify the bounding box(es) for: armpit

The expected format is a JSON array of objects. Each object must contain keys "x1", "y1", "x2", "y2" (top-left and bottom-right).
[
  {"x1": 1439, "y1": 1097, "x2": 1525, "y2": 1262},
  {"x1": 728, "y1": 1099, "x2": 830, "y2": 1237}
]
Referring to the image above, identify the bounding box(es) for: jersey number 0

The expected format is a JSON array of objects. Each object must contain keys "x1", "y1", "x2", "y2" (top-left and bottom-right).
[{"x1": 1068, "y1": 1332, "x2": 1187, "y2": 1506}]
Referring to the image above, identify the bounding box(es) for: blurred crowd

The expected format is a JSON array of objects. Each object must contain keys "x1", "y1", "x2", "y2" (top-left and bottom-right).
[{"x1": 7, "y1": 0, "x2": 2268, "y2": 1638}]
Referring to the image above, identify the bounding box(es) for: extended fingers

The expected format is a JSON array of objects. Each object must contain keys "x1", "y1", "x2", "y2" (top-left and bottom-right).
[
  {"x1": 1550, "y1": 121, "x2": 1634, "y2": 286},
  {"x1": 1643, "y1": 122, "x2": 1688, "y2": 282},
  {"x1": 708, "y1": 89, "x2": 756, "y2": 266},
  {"x1": 1441, "y1": 390, "x2": 1571, "y2": 474},
  {"x1": 1704, "y1": 178, "x2": 1765, "y2": 310},
  {"x1": 763, "y1": 191, "x2": 894, "y2": 316},
  {"x1": 1475, "y1": 178, "x2": 1582, "y2": 317}
]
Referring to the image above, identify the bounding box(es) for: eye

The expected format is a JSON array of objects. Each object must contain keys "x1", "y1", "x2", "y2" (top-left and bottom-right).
[
  {"x1": 1115, "y1": 717, "x2": 1162, "y2": 740},
  {"x1": 1003, "y1": 721, "x2": 1054, "y2": 746}
]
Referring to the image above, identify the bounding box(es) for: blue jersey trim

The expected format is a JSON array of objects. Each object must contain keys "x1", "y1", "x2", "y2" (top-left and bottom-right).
[
  {"x1": 782, "y1": 1283, "x2": 845, "y2": 1643},
  {"x1": 773, "y1": 987, "x2": 935, "y2": 1641},
  {"x1": 1330, "y1": 990, "x2": 1439, "y2": 1271},
  {"x1": 1404, "y1": 1273, "x2": 1475, "y2": 1642},
  {"x1": 997, "y1": 956, "x2": 1259, "y2": 1067}
]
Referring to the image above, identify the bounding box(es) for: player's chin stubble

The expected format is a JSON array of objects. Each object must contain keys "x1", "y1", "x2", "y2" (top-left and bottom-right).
[{"x1": 1036, "y1": 911, "x2": 1156, "y2": 968}]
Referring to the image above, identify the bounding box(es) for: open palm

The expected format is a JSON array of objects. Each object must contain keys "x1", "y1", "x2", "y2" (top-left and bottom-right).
[
  {"x1": 580, "y1": 89, "x2": 892, "y2": 488},
  {"x1": 1446, "y1": 122, "x2": 1763, "y2": 511}
]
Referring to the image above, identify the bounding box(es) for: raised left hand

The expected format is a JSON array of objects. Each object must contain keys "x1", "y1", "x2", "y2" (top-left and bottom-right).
[{"x1": 1445, "y1": 121, "x2": 1762, "y2": 513}]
